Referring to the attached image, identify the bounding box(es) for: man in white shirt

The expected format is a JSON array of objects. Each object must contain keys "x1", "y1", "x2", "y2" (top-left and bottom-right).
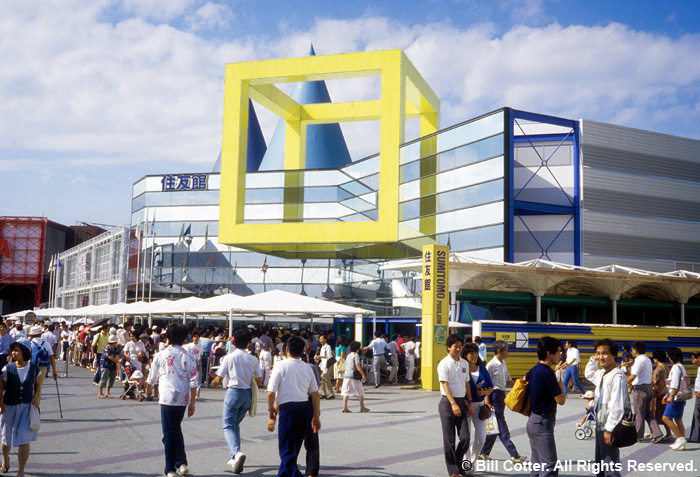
[
  {"x1": 29, "y1": 325, "x2": 58, "y2": 407},
  {"x1": 267, "y1": 336, "x2": 321, "y2": 477},
  {"x1": 116, "y1": 322, "x2": 132, "y2": 347},
  {"x1": 314, "y1": 333, "x2": 335, "y2": 399},
  {"x1": 388, "y1": 335, "x2": 400, "y2": 384},
  {"x1": 562, "y1": 340, "x2": 586, "y2": 396},
  {"x1": 401, "y1": 336, "x2": 416, "y2": 384},
  {"x1": 480, "y1": 340, "x2": 527, "y2": 464},
  {"x1": 438, "y1": 334, "x2": 473, "y2": 477},
  {"x1": 627, "y1": 341, "x2": 664, "y2": 442},
  {"x1": 10, "y1": 323, "x2": 26, "y2": 340},
  {"x1": 147, "y1": 324, "x2": 198, "y2": 477},
  {"x1": 257, "y1": 327, "x2": 274, "y2": 387},
  {"x1": 474, "y1": 336, "x2": 487, "y2": 362},
  {"x1": 212, "y1": 329, "x2": 263, "y2": 474},
  {"x1": 42, "y1": 323, "x2": 58, "y2": 355},
  {"x1": 585, "y1": 339, "x2": 626, "y2": 477},
  {"x1": 688, "y1": 351, "x2": 700, "y2": 443},
  {"x1": 366, "y1": 332, "x2": 389, "y2": 388}
]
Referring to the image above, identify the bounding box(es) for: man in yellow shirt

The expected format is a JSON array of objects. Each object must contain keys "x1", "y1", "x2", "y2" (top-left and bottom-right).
[{"x1": 92, "y1": 326, "x2": 110, "y2": 386}]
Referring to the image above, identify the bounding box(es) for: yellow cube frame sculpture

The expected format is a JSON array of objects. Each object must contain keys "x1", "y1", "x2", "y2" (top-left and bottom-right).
[{"x1": 219, "y1": 49, "x2": 440, "y2": 251}]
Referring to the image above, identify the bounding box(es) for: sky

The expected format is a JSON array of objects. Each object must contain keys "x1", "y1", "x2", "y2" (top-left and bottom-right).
[{"x1": 2, "y1": 0, "x2": 700, "y2": 228}]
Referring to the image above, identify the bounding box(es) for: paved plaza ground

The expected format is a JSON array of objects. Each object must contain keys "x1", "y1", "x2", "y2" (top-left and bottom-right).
[{"x1": 22, "y1": 365, "x2": 700, "y2": 477}]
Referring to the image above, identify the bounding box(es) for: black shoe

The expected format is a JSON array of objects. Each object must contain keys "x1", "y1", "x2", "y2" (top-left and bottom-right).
[{"x1": 327, "y1": 395, "x2": 335, "y2": 400}]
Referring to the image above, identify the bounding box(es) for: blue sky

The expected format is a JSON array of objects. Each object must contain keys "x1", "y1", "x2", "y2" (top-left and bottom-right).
[{"x1": 2, "y1": 0, "x2": 699, "y2": 227}]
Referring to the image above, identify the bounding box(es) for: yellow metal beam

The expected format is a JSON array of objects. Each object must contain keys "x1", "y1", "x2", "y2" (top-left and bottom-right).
[{"x1": 249, "y1": 84, "x2": 301, "y2": 120}]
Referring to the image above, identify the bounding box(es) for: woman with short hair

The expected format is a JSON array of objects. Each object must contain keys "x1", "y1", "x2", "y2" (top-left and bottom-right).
[
  {"x1": 0, "y1": 339, "x2": 40, "y2": 477},
  {"x1": 662, "y1": 346, "x2": 688, "y2": 450},
  {"x1": 341, "y1": 341, "x2": 369, "y2": 413}
]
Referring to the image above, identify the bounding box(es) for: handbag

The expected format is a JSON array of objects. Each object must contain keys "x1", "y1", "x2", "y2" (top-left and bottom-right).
[
  {"x1": 610, "y1": 410, "x2": 637, "y2": 447},
  {"x1": 665, "y1": 365, "x2": 692, "y2": 401},
  {"x1": 351, "y1": 355, "x2": 363, "y2": 380},
  {"x1": 326, "y1": 356, "x2": 337, "y2": 368},
  {"x1": 29, "y1": 404, "x2": 41, "y2": 431},
  {"x1": 505, "y1": 376, "x2": 530, "y2": 416},
  {"x1": 485, "y1": 414, "x2": 500, "y2": 435},
  {"x1": 478, "y1": 404, "x2": 492, "y2": 421},
  {"x1": 606, "y1": 372, "x2": 637, "y2": 448}
]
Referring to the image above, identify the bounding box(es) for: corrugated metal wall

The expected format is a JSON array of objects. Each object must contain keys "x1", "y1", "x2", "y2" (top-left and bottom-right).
[{"x1": 581, "y1": 120, "x2": 700, "y2": 272}]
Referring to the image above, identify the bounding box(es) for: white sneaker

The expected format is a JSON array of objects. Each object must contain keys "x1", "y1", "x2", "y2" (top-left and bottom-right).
[
  {"x1": 670, "y1": 437, "x2": 687, "y2": 450},
  {"x1": 228, "y1": 452, "x2": 246, "y2": 474},
  {"x1": 176, "y1": 464, "x2": 190, "y2": 475},
  {"x1": 166, "y1": 473, "x2": 178, "y2": 477}
]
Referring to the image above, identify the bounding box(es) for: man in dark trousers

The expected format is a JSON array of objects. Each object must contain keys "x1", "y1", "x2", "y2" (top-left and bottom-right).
[
  {"x1": 147, "y1": 324, "x2": 198, "y2": 477},
  {"x1": 626, "y1": 340, "x2": 664, "y2": 442},
  {"x1": 479, "y1": 340, "x2": 527, "y2": 463},
  {"x1": 437, "y1": 333, "x2": 473, "y2": 477},
  {"x1": 267, "y1": 336, "x2": 321, "y2": 477},
  {"x1": 526, "y1": 336, "x2": 566, "y2": 477}
]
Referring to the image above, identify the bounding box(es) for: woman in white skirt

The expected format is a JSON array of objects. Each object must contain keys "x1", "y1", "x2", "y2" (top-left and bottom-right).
[
  {"x1": 341, "y1": 341, "x2": 370, "y2": 413},
  {"x1": 0, "y1": 338, "x2": 40, "y2": 477}
]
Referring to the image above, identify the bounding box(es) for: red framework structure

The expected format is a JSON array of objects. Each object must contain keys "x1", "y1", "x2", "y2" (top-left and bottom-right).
[{"x1": 0, "y1": 217, "x2": 47, "y2": 308}]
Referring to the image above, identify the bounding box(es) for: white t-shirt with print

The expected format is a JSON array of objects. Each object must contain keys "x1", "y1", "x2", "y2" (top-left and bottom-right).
[{"x1": 147, "y1": 345, "x2": 197, "y2": 407}]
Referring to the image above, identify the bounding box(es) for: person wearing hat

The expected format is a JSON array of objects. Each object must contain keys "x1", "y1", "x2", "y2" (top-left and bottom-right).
[
  {"x1": 28, "y1": 325, "x2": 56, "y2": 407},
  {"x1": 91, "y1": 326, "x2": 110, "y2": 386},
  {"x1": 98, "y1": 335, "x2": 122, "y2": 399},
  {"x1": 0, "y1": 338, "x2": 40, "y2": 476}
]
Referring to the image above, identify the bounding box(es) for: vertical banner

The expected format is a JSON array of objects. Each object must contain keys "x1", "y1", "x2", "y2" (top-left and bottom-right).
[
  {"x1": 421, "y1": 244, "x2": 449, "y2": 391},
  {"x1": 354, "y1": 313, "x2": 364, "y2": 346}
]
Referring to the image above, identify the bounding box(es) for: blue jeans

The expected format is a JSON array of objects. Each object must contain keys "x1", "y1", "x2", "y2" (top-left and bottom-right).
[
  {"x1": 223, "y1": 388, "x2": 252, "y2": 457},
  {"x1": 480, "y1": 390, "x2": 519, "y2": 458},
  {"x1": 161, "y1": 404, "x2": 187, "y2": 474},
  {"x1": 93, "y1": 353, "x2": 102, "y2": 383},
  {"x1": 563, "y1": 365, "x2": 585, "y2": 395}
]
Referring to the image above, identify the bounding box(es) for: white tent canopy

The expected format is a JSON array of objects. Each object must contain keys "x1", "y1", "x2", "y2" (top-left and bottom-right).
[
  {"x1": 151, "y1": 296, "x2": 205, "y2": 315},
  {"x1": 19, "y1": 290, "x2": 374, "y2": 331},
  {"x1": 229, "y1": 289, "x2": 372, "y2": 316},
  {"x1": 188, "y1": 294, "x2": 246, "y2": 314}
]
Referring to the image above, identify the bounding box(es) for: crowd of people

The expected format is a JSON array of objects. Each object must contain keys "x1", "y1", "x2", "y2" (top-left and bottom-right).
[
  {"x1": 0, "y1": 316, "x2": 698, "y2": 477},
  {"x1": 438, "y1": 334, "x2": 700, "y2": 477}
]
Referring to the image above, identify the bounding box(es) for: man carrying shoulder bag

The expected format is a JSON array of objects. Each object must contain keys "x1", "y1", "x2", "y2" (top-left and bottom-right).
[{"x1": 585, "y1": 338, "x2": 628, "y2": 477}]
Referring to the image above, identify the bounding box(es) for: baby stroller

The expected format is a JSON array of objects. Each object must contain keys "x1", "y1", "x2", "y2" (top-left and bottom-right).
[
  {"x1": 575, "y1": 391, "x2": 596, "y2": 440},
  {"x1": 120, "y1": 365, "x2": 146, "y2": 402}
]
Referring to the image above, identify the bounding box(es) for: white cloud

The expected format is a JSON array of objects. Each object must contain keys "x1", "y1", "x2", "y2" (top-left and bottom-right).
[
  {"x1": 120, "y1": 0, "x2": 197, "y2": 22},
  {"x1": 1, "y1": 4, "x2": 699, "y2": 224},
  {"x1": 187, "y1": 2, "x2": 233, "y2": 31}
]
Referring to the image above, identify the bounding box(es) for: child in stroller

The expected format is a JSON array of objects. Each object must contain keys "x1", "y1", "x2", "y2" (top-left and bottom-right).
[
  {"x1": 120, "y1": 363, "x2": 146, "y2": 401},
  {"x1": 575, "y1": 391, "x2": 596, "y2": 439}
]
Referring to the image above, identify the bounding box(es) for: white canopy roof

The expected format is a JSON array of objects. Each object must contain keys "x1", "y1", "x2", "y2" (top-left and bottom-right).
[
  {"x1": 230, "y1": 289, "x2": 372, "y2": 316},
  {"x1": 188, "y1": 294, "x2": 246, "y2": 314},
  {"x1": 26, "y1": 290, "x2": 373, "y2": 321},
  {"x1": 151, "y1": 296, "x2": 205, "y2": 315}
]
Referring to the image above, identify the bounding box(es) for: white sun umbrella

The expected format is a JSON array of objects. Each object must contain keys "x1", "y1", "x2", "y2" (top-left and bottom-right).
[
  {"x1": 73, "y1": 317, "x2": 94, "y2": 324},
  {"x1": 150, "y1": 296, "x2": 205, "y2": 326}
]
